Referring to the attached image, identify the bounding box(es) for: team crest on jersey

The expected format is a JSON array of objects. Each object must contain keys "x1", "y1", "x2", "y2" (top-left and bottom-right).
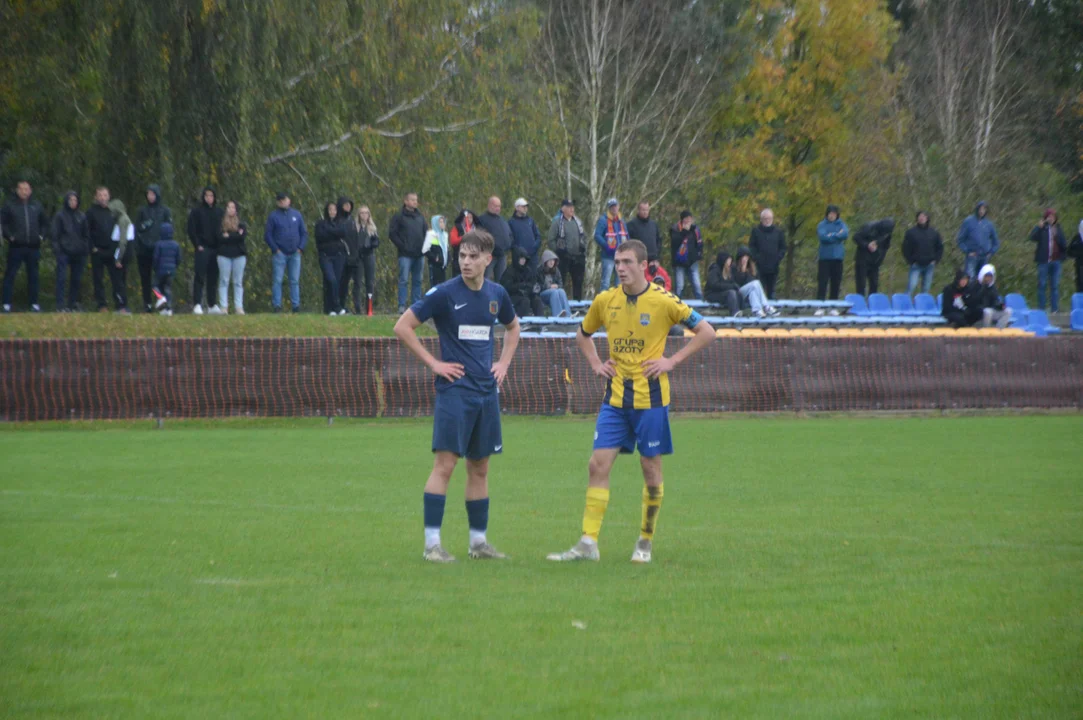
[
  {"x1": 640, "y1": 313, "x2": 650, "y2": 326},
  {"x1": 489, "y1": 300, "x2": 499, "y2": 315}
]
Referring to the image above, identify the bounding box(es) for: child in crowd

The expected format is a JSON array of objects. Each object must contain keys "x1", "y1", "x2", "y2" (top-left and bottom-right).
[{"x1": 152, "y1": 223, "x2": 181, "y2": 315}]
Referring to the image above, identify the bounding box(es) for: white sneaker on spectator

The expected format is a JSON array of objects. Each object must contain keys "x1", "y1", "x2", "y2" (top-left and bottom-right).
[
  {"x1": 338, "y1": 309, "x2": 347, "y2": 316},
  {"x1": 757, "y1": 309, "x2": 767, "y2": 318},
  {"x1": 829, "y1": 309, "x2": 840, "y2": 316},
  {"x1": 2, "y1": 304, "x2": 10, "y2": 313},
  {"x1": 814, "y1": 309, "x2": 825, "y2": 317},
  {"x1": 193, "y1": 304, "x2": 203, "y2": 315},
  {"x1": 767, "y1": 306, "x2": 780, "y2": 317},
  {"x1": 208, "y1": 305, "x2": 225, "y2": 315},
  {"x1": 734, "y1": 310, "x2": 743, "y2": 318},
  {"x1": 235, "y1": 308, "x2": 245, "y2": 315},
  {"x1": 328, "y1": 311, "x2": 338, "y2": 316},
  {"x1": 31, "y1": 304, "x2": 41, "y2": 312}
]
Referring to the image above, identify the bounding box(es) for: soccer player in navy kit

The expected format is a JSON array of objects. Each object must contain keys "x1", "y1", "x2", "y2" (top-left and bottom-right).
[{"x1": 394, "y1": 229, "x2": 521, "y2": 563}]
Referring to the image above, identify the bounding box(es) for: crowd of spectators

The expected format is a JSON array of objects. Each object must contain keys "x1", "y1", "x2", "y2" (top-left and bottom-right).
[{"x1": 3, "y1": 179, "x2": 1082, "y2": 322}]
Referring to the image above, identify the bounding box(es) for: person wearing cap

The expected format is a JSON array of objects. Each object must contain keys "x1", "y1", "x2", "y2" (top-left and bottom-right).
[
  {"x1": 547, "y1": 199, "x2": 588, "y2": 300},
  {"x1": 626, "y1": 202, "x2": 663, "y2": 262},
  {"x1": 264, "y1": 191, "x2": 308, "y2": 313},
  {"x1": 508, "y1": 197, "x2": 542, "y2": 267},
  {"x1": 593, "y1": 197, "x2": 629, "y2": 291},
  {"x1": 1029, "y1": 208, "x2": 1067, "y2": 312},
  {"x1": 669, "y1": 209, "x2": 704, "y2": 299}
]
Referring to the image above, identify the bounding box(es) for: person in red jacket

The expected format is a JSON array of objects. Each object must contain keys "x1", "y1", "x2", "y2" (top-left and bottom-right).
[
  {"x1": 448, "y1": 209, "x2": 475, "y2": 278},
  {"x1": 645, "y1": 259, "x2": 671, "y2": 291}
]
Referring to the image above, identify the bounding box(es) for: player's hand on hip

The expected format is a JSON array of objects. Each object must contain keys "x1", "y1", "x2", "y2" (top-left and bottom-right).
[
  {"x1": 642, "y1": 356, "x2": 676, "y2": 378},
  {"x1": 592, "y1": 359, "x2": 617, "y2": 379},
  {"x1": 431, "y1": 361, "x2": 465, "y2": 382},
  {"x1": 491, "y1": 360, "x2": 510, "y2": 387}
]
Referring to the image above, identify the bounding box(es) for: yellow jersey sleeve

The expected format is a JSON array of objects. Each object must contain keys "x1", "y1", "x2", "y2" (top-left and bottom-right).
[{"x1": 580, "y1": 290, "x2": 609, "y2": 335}]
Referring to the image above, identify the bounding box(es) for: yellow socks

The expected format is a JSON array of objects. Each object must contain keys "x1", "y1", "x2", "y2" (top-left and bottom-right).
[
  {"x1": 581, "y1": 487, "x2": 610, "y2": 541},
  {"x1": 640, "y1": 484, "x2": 664, "y2": 540}
]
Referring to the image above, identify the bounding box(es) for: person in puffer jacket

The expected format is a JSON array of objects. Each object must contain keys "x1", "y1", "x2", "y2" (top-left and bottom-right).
[
  {"x1": 1, "y1": 179, "x2": 49, "y2": 312},
  {"x1": 151, "y1": 222, "x2": 181, "y2": 314},
  {"x1": 316, "y1": 201, "x2": 347, "y2": 315},
  {"x1": 816, "y1": 205, "x2": 848, "y2": 301},
  {"x1": 51, "y1": 190, "x2": 89, "y2": 311}
]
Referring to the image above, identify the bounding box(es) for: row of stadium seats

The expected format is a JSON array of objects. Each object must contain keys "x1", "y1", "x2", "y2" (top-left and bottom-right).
[
  {"x1": 520, "y1": 314, "x2": 947, "y2": 327},
  {"x1": 520, "y1": 327, "x2": 1031, "y2": 339},
  {"x1": 566, "y1": 298, "x2": 851, "y2": 311}
]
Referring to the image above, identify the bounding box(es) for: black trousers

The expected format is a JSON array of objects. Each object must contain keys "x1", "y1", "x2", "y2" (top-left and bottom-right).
[
  {"x1": 855, "y1": 262, "x2": 879, "y2": 296},
  {"x1": 558, "y1": 253, "x2": 586, "y2": 300},
  {"x1": 1075, "y1": 260, "x2": 1083, "y2": 293},
  {"x1": 428, "y1": 260, "x2": 446, "y2": 288},
  {"x1": 320, "y1": 253, "x2": 346, "y2": 313},
  {"x1": 817, "y1": 259, "x2": 843, "y2": 301},
  {"x1": 154, "y1": 271, "x2": 174, "y2": 309},
  {"x1": 91, "y1": 251, "x2": 127, "y2": 310},
  {"x1": 705, "y1": 289, "x2": 739, "y2": 316},
  {"x1": 56, "y1": 252, "x2": 87, "y2": 309},
  {"x1": 192, "y1": 249, "x2": 218, "y2": 308},
  {"x1": 136, "y1": 251, "x2": 155, "y2": 311},
  {"x1": 759, "y1": 270, "x2": 779, "y2": 300}
]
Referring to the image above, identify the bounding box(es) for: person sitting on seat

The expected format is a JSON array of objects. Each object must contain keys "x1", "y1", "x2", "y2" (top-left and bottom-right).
[
  {"x1": 705, "y1": 251, "x2": 740, "y2": 316},
  {"x1": 973, "y1": 264, "x2": 1012, "y2": 328},
  {"x1": 733, "y1": 246, "x2": 777, "y2": 317},
  {"x1": 941, "y1": 268, "x2": 982, "y2": 328},
  {"x1": 538, "y1": 250, "x2": 571, "y2": 317},
  {"x1": 500, "y1": 246, "x2": 544, "y2": 317}
]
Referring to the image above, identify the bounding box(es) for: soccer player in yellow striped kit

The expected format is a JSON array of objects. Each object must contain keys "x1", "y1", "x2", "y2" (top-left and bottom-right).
[{"x1": 548, "y1": 239, "x2": 715, "y2": 563}]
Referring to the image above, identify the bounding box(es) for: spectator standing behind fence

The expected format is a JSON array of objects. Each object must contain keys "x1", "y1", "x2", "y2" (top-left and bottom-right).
[
  {"x1": 423, "y1": 215, "x2": 449, "y2": 288},
  {"x1": 705, "y1": 251, "x2": 740, "y2": 316},
  {"x1": 853, "y1": 218, "x2": 895, "y2": 297},
  {"x1": 734, "y1": 246, "x2": 777, "y2": 317},
  {"x1": 902, "y1": 210, "x2": 943, "y2": 295},
  {"x1": 1029, "y1": 208, "x2": 1067, "y2": 313},
  {"x1": 1, "y1": 179, "x2": 47, "y2": 313},
  {"x1": 539, "y1": 249, "x2": 571, "y2": 317},
  {"x1": 477, "y1": 196, "x2": 512, "y2": 282},
  {"x1": 152, "y1": 222, "x2": 181, "y2": 316},
  {"x1": 1069, "y1": 219, "x2": 1083, "y2": 294},
  {"x1": 548, "y1": 199, "x2": 587, "y2": 300},
  {"x1": 594, "y1": 198, "x2": 628, "y2": 291},
  {"x1": 215, "y1": 200, "x2": 247, "y2": 315},
  {"x1": 941, "y1": 269, "x2": 981, "y2": 328},
  {"x1": 50, "y1": 191, "x2": 88, "y2": 312},
  {"x1": 86, "y1": 187, "x2": 127, "y2": 313},
  {"x1": 389, "y1": 192, "x2": 428, "y2": 312},
  {"x1": 508, "y1": 198, "x2": 541, "y2": 267},
  {"x1": 670, "y1": 210, "x2": 704, "y2": 300},
  {"x1": 956, "y1": 201, "x2": 999, "y2": 278},
  {"x1": 749, "y1": 208, "x2": 786, "y2": 300},
  {"x1": 973, "y1": 264, "x2": 1012, "y2": 328},
  {"x1": 815, "y1": 205, "x2": 848, "y2": 307},
  {"x1": 448, "y1": 209, "x2": 474, "y2": 278},
  {"x1": 186, "y1": 186, "x2": 223, "y2": 315},
  {"x1": 316, "y1": 201, "x2": 347, "y2": 316},
  {"x1": 646, "y1": 259, "x2": 671, "y2": 292},
  {"x1": 134, "y1": 184, "x2": 172, "y2": 313},
  {"x1": 107, "y1": 199, "x2": 133, "y2": 315},
  {"x1": 353, "y1": 205, "x2": 380, "y2": 312},
  {"x1": 336, "y1": 198, "x2": 360, "y2": 313},
  {"x1": 626, "y1": 202, "x2": 663, "y2": 263},
  {"x1": 264, "y1": 191, "x2": 307, "y2": 313}
]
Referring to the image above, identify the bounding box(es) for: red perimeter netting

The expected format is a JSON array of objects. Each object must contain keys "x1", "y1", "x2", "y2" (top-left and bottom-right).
[{"x1": 1, "y1": 336, "x2": 1082, "y2": 422}]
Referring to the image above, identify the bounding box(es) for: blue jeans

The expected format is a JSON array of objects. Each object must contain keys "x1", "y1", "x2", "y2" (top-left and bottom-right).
[
  {"x1": 907, "y1": 263, "x2": 935, "y2": 295},
  {"x1": 1036, "y1": 261, "x2": 1062, "y2": 312},
  {"x1": 539, "y1": 287, "x2": 571, "y2": 316},
  {"x1": 272, "y1": 251, "x2": 302, "y2": 310},
  {"x1": 398, "y1": 255, "x2": 424, "y2": 309},
  {"x1": 964, "y1": 253, "x2": 989, "y2": 279},
  {"x1": 675, "y1": 264, "x2": 703, "y2": 299},
  {"x1": 216, "y1": 255, "x2": 246, "y2": 311},
  {"x1": 600, "y1": 257, "x2": 615, "y2": 290},
  {"x1": 739, "y1": 280, "x2": 768, "y2": 313}
]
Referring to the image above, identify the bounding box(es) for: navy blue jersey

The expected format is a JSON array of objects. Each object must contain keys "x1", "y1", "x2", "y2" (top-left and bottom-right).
[{"x1": 410, "y1": 276, "x2": 516, "y2": 394}]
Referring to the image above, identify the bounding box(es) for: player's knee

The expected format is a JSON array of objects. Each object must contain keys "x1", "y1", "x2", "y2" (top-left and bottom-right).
[
  {"x1": 588, "y1": 453, "x2": 612, "y2": 478},
  {"x1": 432, "y1": 453, "x2": 458, "y2": 479}
]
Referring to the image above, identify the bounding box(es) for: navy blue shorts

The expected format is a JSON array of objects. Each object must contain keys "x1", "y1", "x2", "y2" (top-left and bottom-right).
[
  {"x1": 593, "y1": 404, "x2": 673, "y2": 457},
  {"x1": 432, "y1": 389, "x2": 503, "y2": 460}
]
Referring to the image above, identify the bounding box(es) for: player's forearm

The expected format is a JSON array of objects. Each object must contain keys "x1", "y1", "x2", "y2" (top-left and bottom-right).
[
  {"x1": 576, "y1": 330, "x2": 602, "y2": 366},
  {"x1": 670, "y1": 322, "x2": 715, "y2": 367},
  {"x1": 394, "y1": 314, "x2": 439, "y2": 369},
  {"x1": 498, "y1": 321, "x2": 521, "y2": 365}
]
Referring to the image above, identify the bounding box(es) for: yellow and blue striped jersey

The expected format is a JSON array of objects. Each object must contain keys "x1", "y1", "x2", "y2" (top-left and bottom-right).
[{"x1": 580, "y1": 284, "x2": 703, "y2": 409}]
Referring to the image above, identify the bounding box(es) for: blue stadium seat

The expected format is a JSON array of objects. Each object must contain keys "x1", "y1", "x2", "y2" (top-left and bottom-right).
[
  {"x1": 1005, "y1": 293, "x2": 1028, "y2": 314},
  {"x1": 1072, "y1": 309, "x2": 1083, "y2": 331},
  {"x1": 892, "y1": 293, "x2": 919, "y2": 315},
  {"x1": 867, "y1": 293, "x2": 892, "y2": 314},
  {"x1": 1026, "y1": 310, "x2": 1060, "y2": 335},
  {"x1": 1072, "y1": 294, "x2": 1083, "y2": 313},
  {"x1": 913, "y1": 293, "x2": 938, "y2": 315},
  {"x1": 845, "y1": 293, "x2": 872, "y2": 316}
]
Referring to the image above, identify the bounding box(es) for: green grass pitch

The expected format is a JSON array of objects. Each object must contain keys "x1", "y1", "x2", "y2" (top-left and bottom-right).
[{"x1": 1, "y1": 415, "x2": 1080, "y2": 718}]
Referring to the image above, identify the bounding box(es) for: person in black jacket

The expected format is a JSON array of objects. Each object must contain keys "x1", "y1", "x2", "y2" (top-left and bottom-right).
[
  {"x1": 389, "y1": 192, "x2": 427, "y2": 312},
  {"x1": 704, "y1": 251, "x2": 740, "y2": 316},
  {"x1": 316, "y1": 201, "x2": 348, "y2": 315},
  {"x1": 215, "y1": 200, "x2": 247, "y2": 314},
  {"x1": 749, "y1": 208, "x2": 786, "y2": 300},
  {"x1": 941, "y1": 269, "x2": 981, "y2": 328},
  {"x1": 626, "y1": 202, "x2": 663, "y2": 262},
  {"x1": 500, "y1": 246, "x2": 544, "y2": 317},
  {"x1": 1068, "y1": 221, "x2": 1083, "y2": 294},
  {"x1": 902, "y1": 211, "x2": 943, "y2": 295},
  {"x1": 336, "y1": 197, "x2": 362, "y2": 313},
  {"x1": 853, "y1": 218, "x2": 895, "y2": 297},
  {"x1": 1, "y1": 179, "x2": 48, "y2": 312},
  {"x1": 51, "y1": 190, "x2": 89, "y2": 311},
  {"x1": 670, "y1": 210, "x2": 704, "y2": 299},
  {"x1": 134, "y1": 183, "x2": 173, "y2": 313},
  {"x1": 1028, "y1": 208, "x2": 1068, "y2": 312},
  {"x1": 347, "y1": 204, "x2": 380, "y2": 312},
  {"x1": 85, "y1": 186, "x2": 126, "y2": 312},
  {"x1": 186, "y1": 186, "x2": 223, "y2": 314},
  {"x1": 477, "y1": 196, "x2": 513, "y2": 282}
]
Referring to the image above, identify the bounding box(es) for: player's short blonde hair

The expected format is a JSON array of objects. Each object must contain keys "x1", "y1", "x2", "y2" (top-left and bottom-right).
[{"x1": 616, "y1": 239, "x2": 647, "y2": 263}]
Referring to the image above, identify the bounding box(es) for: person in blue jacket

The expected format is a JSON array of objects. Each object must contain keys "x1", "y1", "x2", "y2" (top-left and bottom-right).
[
  {"x1": 955, "y1": 201, "x2": 999, "y2": 278},
  {"x1": 593, "y1": 198, "x2": 628, "y2": 291},
  {"x1": 151, "y1": 222, "x2": 181, "y2": 315},
  {"x1": 816, "y1": 204, "x2": 848, "y2": 303},
  {"x1": 264, "y1": 192, "x2": 308, "y2": 313}
]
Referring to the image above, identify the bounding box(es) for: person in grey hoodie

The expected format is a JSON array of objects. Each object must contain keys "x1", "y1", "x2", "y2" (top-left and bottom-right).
[{"x1": 538, "y1": 249, "x2": 571, "y2": 317}]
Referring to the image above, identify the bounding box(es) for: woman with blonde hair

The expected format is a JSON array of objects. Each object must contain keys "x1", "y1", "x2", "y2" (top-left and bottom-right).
[
  {"x1": 214, "y1": 200, "x2": 247, "y2": 314},
  {"x1": 733, "y1": 246, "x2": 776, "y2": 317},
  {"x1": 343, "y1": 204, "x2": 380, "y2": 313}
]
